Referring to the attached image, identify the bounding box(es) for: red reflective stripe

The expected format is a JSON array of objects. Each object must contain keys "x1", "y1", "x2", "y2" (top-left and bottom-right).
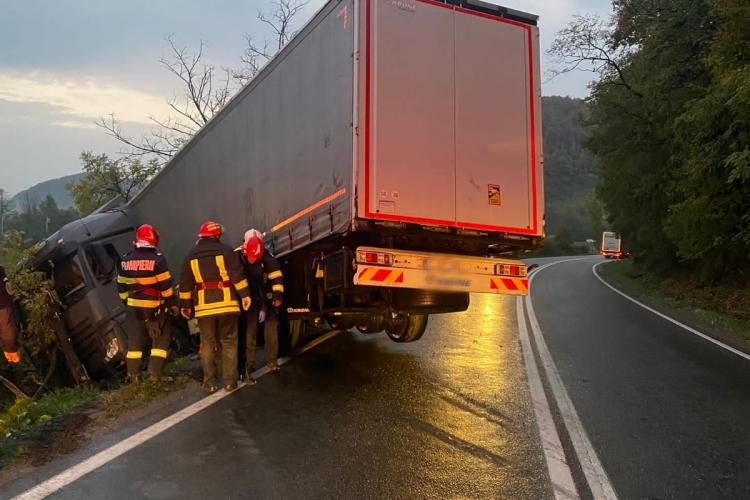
[
  {"x1": 196, "y1": 281, "x2": 232, "y2": 290},
  {"x1": 371, "y1": 269, "x2": 392, "y2": 282},
  {"x1": 358, "y1": 268, "x2": 369, "y2": 279},
  {"x1": 490, "y1": 278, "x2": 499, "y2": 290},
  {"x1": 501, "y1": 278, "x2": 518, "y2": 291},
  {"x1": 395, "y1": 272, "x2": 404, "y2": 283}
]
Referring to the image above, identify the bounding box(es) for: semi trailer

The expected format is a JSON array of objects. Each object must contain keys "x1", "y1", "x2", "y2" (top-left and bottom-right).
[{"x1": 30, "y1": 0, "x2": 544, "y2": 379}]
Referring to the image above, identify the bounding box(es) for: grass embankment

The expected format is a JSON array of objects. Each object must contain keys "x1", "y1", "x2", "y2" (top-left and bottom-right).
[
  {"x1": 599, "y1": 260, "x2": 750, "y2": 346},
  {"x1": 0, "y1": 357, "x2": 194, "y2": 468}
]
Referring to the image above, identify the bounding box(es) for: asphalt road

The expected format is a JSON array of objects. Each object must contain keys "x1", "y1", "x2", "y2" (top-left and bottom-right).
[
  {"x1": 531, "y1": 257, "x2": 750, "y2": 499},
  {"x1": 6, "y1": 292, "x2": 551, "y2": 499},
  {"x1": 4, "y1": 256, "x2": 750, "y2": 499}
]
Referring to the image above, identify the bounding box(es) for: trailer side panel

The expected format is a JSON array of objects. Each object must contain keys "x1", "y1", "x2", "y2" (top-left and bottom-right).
[{"x1": 129, "y1": 0, "x2": 355, "y2": 268}]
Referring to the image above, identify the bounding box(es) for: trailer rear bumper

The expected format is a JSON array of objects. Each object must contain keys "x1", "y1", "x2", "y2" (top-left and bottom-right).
[{"x1": 353, "y1": 246, "x2": 529, "y2": 296}]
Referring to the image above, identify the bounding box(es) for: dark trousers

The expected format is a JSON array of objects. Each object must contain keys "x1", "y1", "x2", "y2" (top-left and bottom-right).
[
  {"x1": 197, "y1": 314, "x2": 238, "y2": 387},
  {"x1": 0, "y1": 306, "x2": 20, "y2": 353},
  {"x1": 239, "y1": 305, "x2": 279, "y2": 378},
  {"x1": 125, "y1": 311, "x2": 171, "y2": 377}
]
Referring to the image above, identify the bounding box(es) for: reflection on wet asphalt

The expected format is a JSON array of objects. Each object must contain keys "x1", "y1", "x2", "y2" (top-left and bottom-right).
[{"x1": 48, "y1": 293, "x2": 551, "y2": 499}]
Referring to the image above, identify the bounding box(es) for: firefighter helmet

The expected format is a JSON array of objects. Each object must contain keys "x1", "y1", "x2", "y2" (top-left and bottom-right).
[
  {"x1": 135, "y1": 224, "x2": 159, "y2": 246},
  {"x1": 243, "y1": 229, "x2": 265, "y2": 263},
  {"x1": 198, "y1": 221, "x2": 223, "y2": 238}
]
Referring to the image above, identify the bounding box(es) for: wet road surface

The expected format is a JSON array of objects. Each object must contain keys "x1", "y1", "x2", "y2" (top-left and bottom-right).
[
  {"x1": 7, "y1": 293, "x2": 551, "y2": 499},
  {"x1": 6, "y1": 256, "x2": 750, "y2": 499},
  {"x1": 532, "y1": 257, "x2": 750, "y2": 499}
]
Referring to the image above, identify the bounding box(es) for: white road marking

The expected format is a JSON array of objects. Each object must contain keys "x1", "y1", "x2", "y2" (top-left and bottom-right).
[
  {"x1": 516, "y1": 297, "x2": 579, "y2": 500},
  {"x1": 12, "y1": 329, "x2": 341, "y2": 500},
  {"x1": 526, "y1": 258, "x2": 618, "y2": 500},
  {"x1": 592, "y1": 262, "x2": 750, "y2": 362}
]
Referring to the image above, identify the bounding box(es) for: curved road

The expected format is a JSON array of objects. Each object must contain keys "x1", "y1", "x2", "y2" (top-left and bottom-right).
[{"x1": 4, "y1": 256, "x2": 750, "y2": 499}]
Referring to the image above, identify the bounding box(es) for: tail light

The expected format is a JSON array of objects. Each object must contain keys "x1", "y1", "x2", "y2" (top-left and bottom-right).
[
  {"x1": 357, "y1": 250, "x2": 393, "y2": 266},
  {"x1": 494, "y1": 263, "x2": 526, "y2": 277}
]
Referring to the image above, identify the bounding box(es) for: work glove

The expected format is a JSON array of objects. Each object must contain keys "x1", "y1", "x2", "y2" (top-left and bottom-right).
[
  {"x1": 181, "y1": 308, "x2": 192, "y2": 320},
  {"x1": 258, "y1": 309, "x2": 266, "y2": 324},
  {"x1": 170, "y1": 306, "x2": 180, "y2": 317},
  {"x1": 241, "y1": 296, "x2": 251, "y2": 311},
  {"x1": 4, "y1": 351, "x2": 20, "y2": 364}
]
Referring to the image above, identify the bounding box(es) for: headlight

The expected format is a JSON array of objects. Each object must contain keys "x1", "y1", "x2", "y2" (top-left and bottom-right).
[{"x1": 104, "y1": 336, "x2": 120, "y2": 362}]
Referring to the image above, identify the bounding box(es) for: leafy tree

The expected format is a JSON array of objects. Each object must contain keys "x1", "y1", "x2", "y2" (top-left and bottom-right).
[
  {"x1": 549, "y1": 0, "x2": 750, "y2": 282},
  {"x1": 68, "y1": 152, "x2": 160, "y2": 216}
]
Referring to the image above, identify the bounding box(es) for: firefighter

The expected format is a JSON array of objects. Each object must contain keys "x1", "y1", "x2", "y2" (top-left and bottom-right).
[
  {"x1": 0, "y1": 266, "x2": 21, "y2": 364},
  {"x1": 179, "y1": 221, "x2": 251, "y2": 393},
  {"x1": 117, "y1": 224, "x2": 176, "y2": 383},
  {"x1": 236, "y1": 229, "x2": 284, "y2": 383}
]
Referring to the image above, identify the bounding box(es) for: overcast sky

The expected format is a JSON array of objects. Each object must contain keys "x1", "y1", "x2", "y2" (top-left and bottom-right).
[{"x1": 0, "y1": 0, "x2": 612, "y2": 195}]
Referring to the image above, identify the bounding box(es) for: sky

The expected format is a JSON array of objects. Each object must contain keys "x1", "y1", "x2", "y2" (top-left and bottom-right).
[{"x1": 0, "y1": 0, "x2": 612, "y2": 195}]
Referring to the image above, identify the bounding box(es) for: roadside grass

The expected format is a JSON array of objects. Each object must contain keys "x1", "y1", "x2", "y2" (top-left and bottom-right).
[
  {"x1": 0, "y1": 356, "x2": 195, "y2": 469},
  {"x1": 0, "y1": 386, "x2": 99, "y2": 467},
  {"x1": 100, "y1": 358, "x2": 193, "y2": 419},
  {"x1": 599, "y1": 260, "x2": 750, "y2": 343}
]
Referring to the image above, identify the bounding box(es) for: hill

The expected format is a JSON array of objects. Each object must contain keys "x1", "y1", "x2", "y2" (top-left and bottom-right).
[
  {"x1": 13, "y1": 173, "x2": 84, "y2": 210},
  {"x1": 541, "y1": 96, "x2": 599, "y2": 240}
]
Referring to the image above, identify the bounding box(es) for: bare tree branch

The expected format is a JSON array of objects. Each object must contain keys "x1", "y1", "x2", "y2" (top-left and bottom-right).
[
  {"x1": 547, "y1": 14, "x2": 643, "y2": 98},
  {"x1": 100, "y1": 1, "x2": 308, "y2": 160},
  {"x1": 234, "y1": 0, "x2": 308, "y2": 86}
]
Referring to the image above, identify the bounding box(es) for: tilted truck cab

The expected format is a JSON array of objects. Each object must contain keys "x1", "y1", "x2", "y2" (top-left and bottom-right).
[{"x1": 30, "y1": 211, "x2": 137, "y2": 379}]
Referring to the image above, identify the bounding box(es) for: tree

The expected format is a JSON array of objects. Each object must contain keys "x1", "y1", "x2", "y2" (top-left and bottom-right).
[
  {"x1": 0, "y1": 188, "x2": 15, "y2": 237},
  {"x1": 233, "y1": 0, "x2": 309, "y2": 86},
  {"x1": 99, "y1": 0, "x2": 308, "y2": 161},
  {"x1": 67, "y1": 152, "x2": 160, "y2": 216}
]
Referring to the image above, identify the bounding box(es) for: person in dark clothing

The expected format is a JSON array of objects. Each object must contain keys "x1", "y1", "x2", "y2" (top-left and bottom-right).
[
  {"x1": 235, "y1": 229, "x2": 284, "y2": 383},
  {"x1": 0, "y1": 266, "x2": 21, "y2": 364},
  {"x1": 179, "y1": 221, "x2": 251, "y2": 393},
  {"x1": 117, "y1": 224, "x2": 176, "y2": 382}
]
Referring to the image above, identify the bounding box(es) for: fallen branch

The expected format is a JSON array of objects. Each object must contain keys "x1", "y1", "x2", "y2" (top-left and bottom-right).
[{"x1": 0, "y1": 375, "x2": 30, "y2": 400}]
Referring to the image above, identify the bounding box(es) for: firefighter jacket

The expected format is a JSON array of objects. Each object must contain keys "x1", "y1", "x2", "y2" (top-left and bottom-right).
[
  {"x1": 233, "y1": 249, "x2": 284, "y2": 305},
  {"x1": 117, "y1": 246, "x2": 175, "y2": 313},
  {"x1": 179, "y1": 238, "x2": 250, "y2": 317}
]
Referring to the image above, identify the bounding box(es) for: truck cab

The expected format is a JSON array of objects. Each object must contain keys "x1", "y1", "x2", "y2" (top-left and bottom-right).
[{"x1": 31, "y1": 210, "x2": 138, "y2": 379}]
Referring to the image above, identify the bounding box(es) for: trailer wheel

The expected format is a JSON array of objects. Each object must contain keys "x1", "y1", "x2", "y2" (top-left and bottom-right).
[
  {"x1": 385, "y1": 313, "x2": 428, "y2": 343},
  {"x1": 356, "y1": 314, "x2": 385, "y2": 334}
]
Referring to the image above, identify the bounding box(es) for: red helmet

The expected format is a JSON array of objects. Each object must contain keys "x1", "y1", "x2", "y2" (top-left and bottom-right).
[
  {"x1": 243, "y1": 229, "x2": 265, "y2": 263},
  {"x1": 198, "y1": 221, "x2": 223, "y2": 238},
  {"x1": 135, "y1": 224, "x2": 159, "y2": 246}
]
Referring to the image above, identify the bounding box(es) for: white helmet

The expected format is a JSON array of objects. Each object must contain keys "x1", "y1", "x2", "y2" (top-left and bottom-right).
[{"x1": 243, "y1": 228, "x2": 263, "y2": 245}]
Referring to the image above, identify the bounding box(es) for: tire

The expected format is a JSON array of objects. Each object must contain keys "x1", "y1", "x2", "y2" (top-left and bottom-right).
[
  {"x1": 356, "y1": 313, "x2": 385, "y2": 334},
  {"x1": 385, "y1": 313, "x2": 428, "y2": 343}
]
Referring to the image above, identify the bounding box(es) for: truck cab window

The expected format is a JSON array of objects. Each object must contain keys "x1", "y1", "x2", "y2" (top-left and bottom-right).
[
  {"x1": 85, "y1": 244, "x2": 119, "y2": 284},
  {"x1": 54, "y1": 256, "x2": 86, "y2": 306}
]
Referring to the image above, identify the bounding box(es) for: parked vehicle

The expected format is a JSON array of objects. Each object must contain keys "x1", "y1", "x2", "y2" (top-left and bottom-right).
[{"x1": 29, "y1": 0, "x2": 544, "y2": 379}]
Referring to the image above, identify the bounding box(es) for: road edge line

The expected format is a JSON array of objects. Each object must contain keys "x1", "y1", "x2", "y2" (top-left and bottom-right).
[
  {"x1": 12, "y1": 329, "x2": 341, "y2": 500},
  {"x1": 592, "y1": 262, "x2": 750, "y2": 362},
  {"x1": 527, "y1": 259, "x2": 618, "y2": 500},
  {"x1": 516, "y1": 297, "x2": 579, "y2": 500}
]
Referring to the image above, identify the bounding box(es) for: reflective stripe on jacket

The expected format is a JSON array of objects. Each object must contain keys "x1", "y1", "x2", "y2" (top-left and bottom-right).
[
  {"x1": 117, "y1": 247, "x2": 175, "y2": 310},
  {"x1": 179, "y1": 238, "x2": 250, "y2": 317},
  {"x1": 234, "y1": 249, "x2": 284, "y2": 304}
]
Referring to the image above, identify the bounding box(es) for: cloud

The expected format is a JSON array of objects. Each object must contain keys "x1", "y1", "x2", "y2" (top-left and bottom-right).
[{"x1": 0, "y1": 71, "x2": 169, "y2": 125}]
